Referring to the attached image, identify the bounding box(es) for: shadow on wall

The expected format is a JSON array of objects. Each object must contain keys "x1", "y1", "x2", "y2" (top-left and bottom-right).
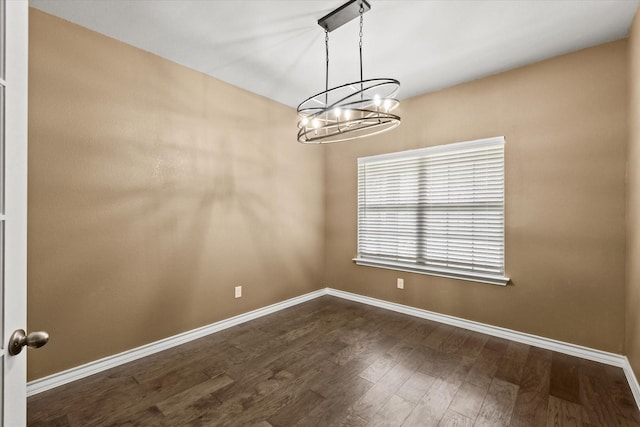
[{"x1": 27, "y1": 8, "x2": 324, "y2": 379}]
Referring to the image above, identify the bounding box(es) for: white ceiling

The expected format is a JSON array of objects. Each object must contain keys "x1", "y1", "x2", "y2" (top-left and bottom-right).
[{"x1": 29, "y1": 0, "x2": 639, "y2": 108}]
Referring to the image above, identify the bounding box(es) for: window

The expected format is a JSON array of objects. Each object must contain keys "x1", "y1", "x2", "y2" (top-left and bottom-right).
[{"x1": 354, "y1": 136, "x2": 508, "y2": 286}]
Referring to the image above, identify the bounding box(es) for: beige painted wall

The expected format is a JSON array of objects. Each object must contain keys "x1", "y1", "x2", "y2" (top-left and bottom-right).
[
  {"x1": 325, "y1": 40, "x2": 629, "y2": 353},
  {"x1": 27, "y1": 9, "x2": 324, "y2": 380},
  {"x1": 27, "y1": 6, "x2": 633, "y2": 381},
  {"x1": 627, "y1": 8, "x2": 640, "y2": 377}
]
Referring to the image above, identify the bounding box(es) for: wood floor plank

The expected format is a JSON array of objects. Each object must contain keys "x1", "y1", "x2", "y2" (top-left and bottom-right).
[
  {"x1": 401, "y1": 377, "x2": 462, "y2": 427},
  {"x1": 395, "y1": 371, "x2": 437, "y2": 403},
  {"x1": 338, "y1": 414, "x2": 369, "y2": 427},
  {"x1": 423, "y1": 324, "x2": 456, "y2": 350},
  {"x1": 347, "y1": 347, "x2": 425, "y2": 422},
  {"x1": 156, "y1": 374, "x2": 233, "y2": 416},
  {"x1": 438, "y1": 328, "x2": 470, "y2": 354},
  {"x1": 403, "y1": 319, "x2": 439, "y2": 346},
  {"x1": 360, "y1": 340, "x2": 416, "y2": 384},
  {"x1": 200, "y1": 369, "x2": 302, "y2": 425},
  {"x1": 332, "y1": 329, "x2": 392, "y2": 366},
  {"x1": 264, "y1": 368, "x2": 344, "y2": 423},
  {"x1": 62, "y1": 376, "x2": 143, "y2": 426},
  {"x1": 457, "y1": 331, "x2": 489, "y2": 361},
  {"x1": 310, "y1": 358, "x2": 371, "y2": 399},
  {"x1": 117, "y1": 346, "x2": 188, "y2": 383},
  {"x1": 464, "y1": 337, "x2": 508, "y2": 389},
  {"x1": 200, "y1": 343, "x2": 268, "y2": 381},
  {"x1": 267, "y1": 389, "x2": 325, "y2": 427},
  {"x1": 347, "y1": 374, "x2": 402, "y2": 420},
  {"x1": 578, "y1": 366, "x2": 619, "y2": 426},
  {"x1": 26, "y1": 296, "x2": 640, "y2": 427},
  {"x1": 112, "y1": 405, "x2": 171, "y2": 427},
  {"x1": 27, "y1": 415, "x2": 71, "y2": 427},
  {"x1": 142, "y1": 360, "x2": 210, "y2": 388},
  {"x1": 509, "y1": 346, "x2": 552, "y2": 427},
  {"x1": 484, "y1": 336, "x2": 511, "y2": 352},
  {"x1": 549, "y1": 352, "x2": 580, "y2": 404},
  {"x1": 28, "y1": 367, "x2": 139, "y2": 415},
  {"x1": 474, "y1": 378, "x2": 519, "y2": 427},
  {"x1": 370, "y1": 394, "x2": 416, "y2": 427},
  {"x1": 163, "y1": 394, "x2": 222, "y2": 426},
  {"x1": 281, "y1": 345, "x2": 336, "y2": 378},
  {"x1": 495, "y1": 341, "x2": 530, "y2": 385},
  {"x1": 546, "y1": 395, "x2": 591, "y2": 427},
  {"x1": 419, "y1": 347, "x2": 466, "y2": 380},
  {"x1": 212, "y1": 341, "x2": 332, "y2": 403},
  {"x1": 603, "y1": 364, "x2": 640, "y2": 425},
  {"x1": 447, "y1": 380, "x2": 489, "y2": 420},
  {"x1": 114, "y1": 366, "x2": 215, "y2": 422},
  {"x1": 360, "y1": 354, "x2": 403, "y2": 384},
  {"x1": 294, "y1": 375, "x2": 373, "y2": 426},
  {"x1": 403, "y1": 356, "x2": 474, "y2": 427},
  {"x1": 225, "y1": 320, "x2": 334, "y2": 375},
  {"x1": 385, "y1": 341, "x2": 416, "y2": 361},
  {"x1": 247, "y1": 422, "x2": 273, "y2": 427},
  {"x1": 374, "y1": 311, "x2": 415, "y2": 337},
  {"x1": 437, "y1": 409, "x2": 474, "y2": 427}
]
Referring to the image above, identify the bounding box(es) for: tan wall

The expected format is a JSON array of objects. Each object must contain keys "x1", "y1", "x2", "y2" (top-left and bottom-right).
[
  {"x1": 27, "y1": 6, "x2": 632, "y2": 381},
  {"x1": 627, "y1": 8, "x2": 640, "y2": 376},
  {"x1": 27, "y1": 9, "x2": 324, "y2": 380},
  {"x1": 325, "y1": 40, "x2": 629, "y2": 353}
]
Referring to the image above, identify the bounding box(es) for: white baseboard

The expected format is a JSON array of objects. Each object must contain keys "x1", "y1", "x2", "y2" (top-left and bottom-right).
[
  {"x1": 326, "y1": 289, "x2": 624, "y2": 366},
  {"x1": 26, "y1": 289, "x2": 326, "y2": 396},
  {"x1": 27, "y1": 286, "x2": 640, "y2": 412},
  {"x1": 623, "y1": 357, "x2": 640, "y2": 410}
]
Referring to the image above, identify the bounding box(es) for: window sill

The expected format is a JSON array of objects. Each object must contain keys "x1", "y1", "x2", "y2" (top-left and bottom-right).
[{"x1": 352, "y1": 258, "x2": 510, "y2": 286}]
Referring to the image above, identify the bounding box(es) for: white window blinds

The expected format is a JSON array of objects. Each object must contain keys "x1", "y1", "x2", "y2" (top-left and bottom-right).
[{"x1": 354, "y1": 136, "x2": 508, "y2": 286}]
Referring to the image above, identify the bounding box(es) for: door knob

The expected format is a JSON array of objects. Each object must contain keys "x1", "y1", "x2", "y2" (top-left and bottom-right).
[{"x1": 8, "y1": 329, "x2": 49, "y2": 356}]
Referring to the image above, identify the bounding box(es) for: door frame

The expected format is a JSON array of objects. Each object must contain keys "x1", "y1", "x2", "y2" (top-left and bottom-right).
[{"x1": 4, "y1": 0, "x2": 29, "y2": 425}]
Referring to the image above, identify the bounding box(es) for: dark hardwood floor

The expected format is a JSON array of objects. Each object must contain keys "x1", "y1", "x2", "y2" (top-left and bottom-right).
[{"x1": 28, "y1": 296, "x2": 640, "y2": 426}]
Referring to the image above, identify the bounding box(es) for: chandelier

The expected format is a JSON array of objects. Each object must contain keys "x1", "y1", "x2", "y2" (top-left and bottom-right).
[{"x1": 297, "y1": 0, "x2": 401, "y2": 144}]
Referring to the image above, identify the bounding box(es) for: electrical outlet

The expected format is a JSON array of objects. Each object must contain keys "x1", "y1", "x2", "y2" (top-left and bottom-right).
[
  {"x1": 235, "y1": 286, "x2": 242, "y2": 298},
  {"x1": 397, "y1": 278, "x2": 404, "y2": 289}
]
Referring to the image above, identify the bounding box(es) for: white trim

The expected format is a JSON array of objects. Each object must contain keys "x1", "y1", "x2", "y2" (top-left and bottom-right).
[
  {"x1": 26, "y1": 289, "x2": 325, "y2": 396},
  {"x1": 353, "y1": 258, "x2": 509, "y2": 286},
  {"x1": 26, "y1": 287, "x2": 640, "y2": 413},
  {"x1": 4, "y1": 1, "x2": 29, "y2": 425},
  {"x1": 358, "y1": 136, "x2": 505, "y2": 164},
  {"x1": 326, "y1": 288, "x2": 627, "y2": 367},
  {"x1": 623, "y1": 357, "x2": 640, "y2": 410}
]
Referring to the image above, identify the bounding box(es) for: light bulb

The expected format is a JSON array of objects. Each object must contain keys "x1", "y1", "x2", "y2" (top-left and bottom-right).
[
  {"x1": 334, "y1": 107, "x2": 341, "y2": 117},
  {"x1": 374, "y1": 94, "x2": 381, "y2": 107},
  {"x1": 312, "y1": 118, "x2": 320, "y2": 129},
  {"x1": 301, "y1": 117, "x2": 309, "y2": 127},
  {"x1": 344, "y1": 109, "x2": 351, "y2": 120},
  {"x1": 383, "y1": 99, "x2": 391, "y2": 111}
]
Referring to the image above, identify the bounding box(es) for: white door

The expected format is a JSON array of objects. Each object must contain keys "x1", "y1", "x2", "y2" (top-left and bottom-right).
[{"x1": 3, "y1": 1, "x2": 30, "y2": 425}]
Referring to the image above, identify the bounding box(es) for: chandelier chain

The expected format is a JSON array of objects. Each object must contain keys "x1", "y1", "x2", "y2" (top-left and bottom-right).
[
  {"x1": 359, "y1": 3, "x2": 364, "y2": 82},
  {"x1": 325, "y1": 29, "x2": 329, "y2": 105}
]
